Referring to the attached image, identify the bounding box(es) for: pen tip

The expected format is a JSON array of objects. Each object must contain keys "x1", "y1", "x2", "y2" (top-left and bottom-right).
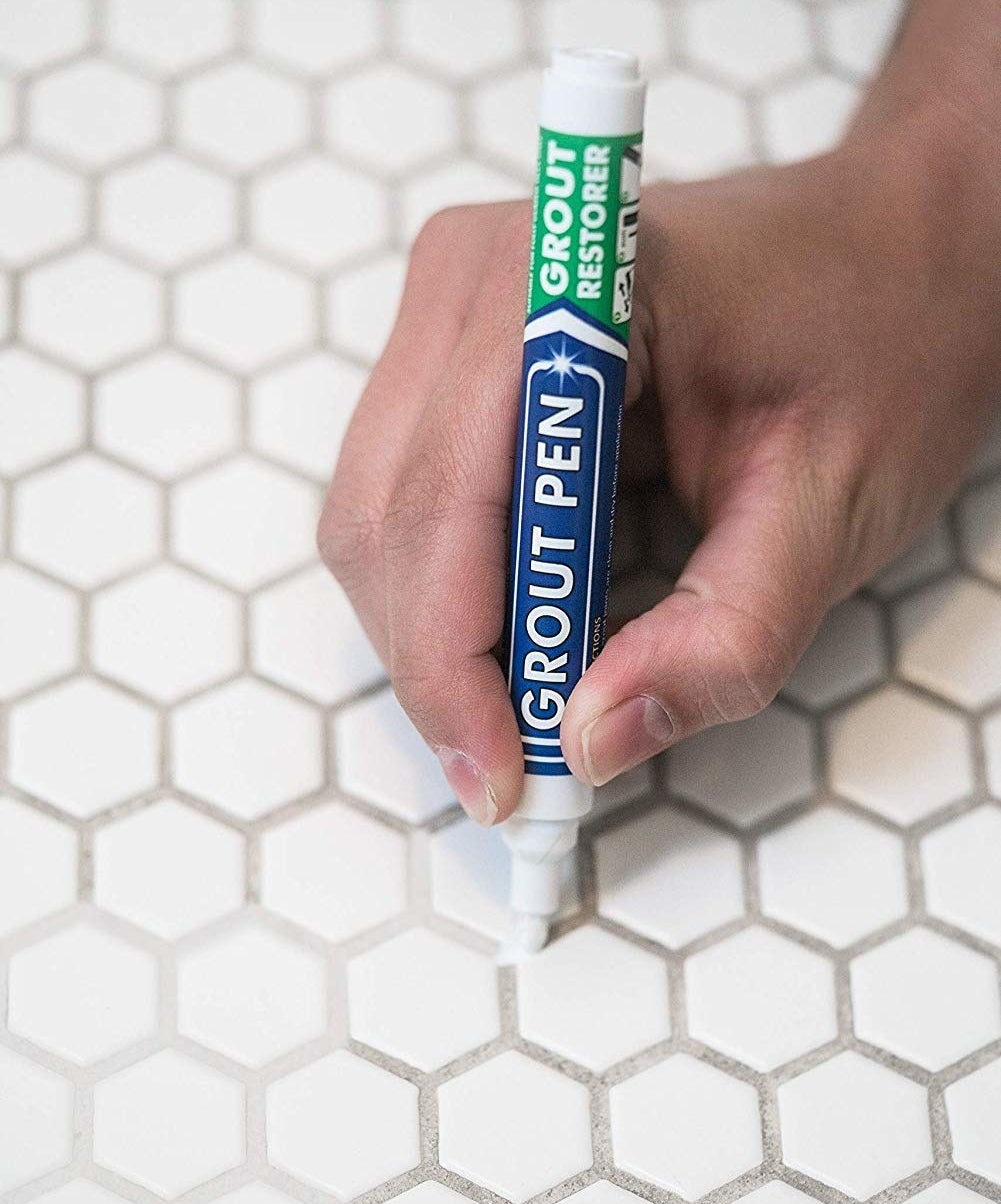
[{"x1": 496, "y1": 912, "x2": 551, "y2": 965}]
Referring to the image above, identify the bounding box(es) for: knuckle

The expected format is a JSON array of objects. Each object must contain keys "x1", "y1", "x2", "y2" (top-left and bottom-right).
[
  {"x1": 697, "y1": 601, "x2": 789, "y2": 725},
  {"x1": 383, "y1": 451, "x2": 458, "y2": 559},
  {"x1": 317, "y1": 487, "x2": 383, "y2": 586}
]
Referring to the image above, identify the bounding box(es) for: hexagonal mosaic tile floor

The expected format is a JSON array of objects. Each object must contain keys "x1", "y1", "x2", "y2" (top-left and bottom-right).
[{"x1": 2, "y1": 2, "x2": 1001, "y2": 1203}]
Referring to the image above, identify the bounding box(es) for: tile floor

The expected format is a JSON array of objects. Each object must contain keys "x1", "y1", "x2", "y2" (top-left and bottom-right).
[{"x1": 1, "y1": 1, "x2": 1001, "y2": 1202}]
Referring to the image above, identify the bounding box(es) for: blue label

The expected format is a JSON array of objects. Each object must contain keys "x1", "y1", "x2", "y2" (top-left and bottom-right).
[{"x1": 504, "y1": 302, "x2": 627, "y2": 776}]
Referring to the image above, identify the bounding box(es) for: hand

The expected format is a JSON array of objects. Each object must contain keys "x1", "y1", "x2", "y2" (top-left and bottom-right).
[{"x1": 319, "y1": 102, "x2": 1001, "y2": 827}]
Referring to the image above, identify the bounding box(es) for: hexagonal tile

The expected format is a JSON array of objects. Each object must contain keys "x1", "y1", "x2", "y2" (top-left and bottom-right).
[
  {"x1": 10, "y1": 678, "x2": 159, "y2": 818},
  {"x1": 14, "y1": 453, "x2": 160, "y2": 588},
  {"x1": 30, "y1": 1182, "x2": 133, "y2": 1204},
  {"x1": 0, "y1": 78, "x2": 13, "y2": 147},
  {"x1": 92, "y1": 565, "x2": 241, "y2": 703},
  {"x1": 669, "y1": 701, "x2": 814, "y2": 827},
  {"x1": 0, "y1": 0, "x2": 89, "y2": 71},
  {"x1": 172, "y1": 678, "x2": 323, "y2": 820},
  {"x1": 946, "y1": 1059, "x2": 1001, "y2": 1185},
  {"x1": 249, "y1": 352, "x2": 364, "y2": 481},
  {"x1": 348, "y1": 927, "x2": 499, "y2": 1070},
  {"x1": 822, "y1": 0, "x2": 905, "y2": 77},
  {"x1": 179, "y1": 919, "x2": 326, "y2": 1067},
  {"x1": 104, "y1": 0, "x2": 234, "y2": 75},
  {"x1": 395, "y1": 0, "x2": 522, "y2": 77},
  {"x1": 0, "y1": 564, "x2": 78, "y2": 699},
  {"x1": 29, "y1": 60, "x2": 161, "y2": 169},
  {"x1": 611, "y1": 1054, "x2": 761, "y2": 1199},
  {"x1": 95, "y1": 799, "x2": 244, "y2": 938},
  {"x1": 684, "y1": 0, "x2": 811, "y2": 87},
  {"x1": 784, "y1": 597, "x2": 886, "y2": 709},
  {"x1": 0, "y1": 348, "x2": 84, "y2": 474},
  {"x1": 851, "y1": 928, "x2": 1000, "y2": 1070},
  {"x1": 539, "y1": 0, "x2": 669, "y2": 64},
  {"x1": 732, "y1": 1186, "x2": 817, "y2": 1204},
  {"x1": 267, "y1": 1051, "x2": 420, "y2": 1196},
  {"x1": 828, "y1": 685, "x2": 973, "y2": 824},
  {"x1": 0, "y1": 797, "x2": 76, "y2": 937},
  {"x1": 778, "y1": 1052, "x2": 932, "y2": 1197},
  {"x1": 252, "y1": 156, "x2": 389, "y2": 270},
  {"x1": 101, "y1": 153, "x2": 236, "y2": 268},
  {"x1": 94, "y1": 1050, "x2": 245, "y2": 1198},
  {"x1": 921, "y1": 806, "x2": 1001, "y2": 947},
  {"x1": 401, "y1": 159, "x2": 524, "y2": 243},
  {"x1": 9, "y1": 922, "x2": 158, "y2": 1065},
  {"x1": 896, "y1": 577, "x2": 1001, "y2": 707},
  {"x1": 762, "y1": 75, "x2": 860, "y2": 165},
  {"x1": 170, "y1": 457, "x2": 318, "y2": 589},
  {"x1": 177, "y1": 62, "x2": 307, "y2": 171},
  {"x1": 335, "y1": 688, "x2": 453, "y2": 823},
  {"x1": 758, "y1": 805, "x2": 907, "y2": 947},
  {"x1": 470, "y1": 68, "x2": 540, "y2": 177},
  {"x1": 326, "y1": 251, "x2": 407, "y2": 363},
  {"x1": 176, "y1": 252, "x2": 314, "y2": 372},
  {"x1": 0, "y1": 152, "x2": 86, "y2": 268},
  {"x1": 262, "y1": 801, "x2": 408, "y2": 941},
  {"x1": 324, "y1": 65, "x2": 458, "y2": 173},
  {"x1": 595, "y1": 807, "x2": 744, "y2": 948},
  {"x1": 959, "y1": 477, "x2": 1001, "y2": 584},
  {"x1": 250, "y1": 0, "x2": 381, "y2": 73},
  {"x1": 22, "y1": 250, "x2": 162, "y2": 371},
  {"x1": 0, "y1": 1047, "x2": 74, "y2": 1192},
  {"x1": 94, "y1": 351, "x2": 239, "y2": 480},
  {"x1": 439, "y1": 1051, "x2": 591, "y2": 1202},
  {"x1": 518, "y1": 925, "x2": 670, "y2": 1070},
  {"x1": 644, "y1": 74, "x2": 751, "y2": 180},
  {"x1": 686, "y1": 927, "x2": 836, "y2": 1071}
]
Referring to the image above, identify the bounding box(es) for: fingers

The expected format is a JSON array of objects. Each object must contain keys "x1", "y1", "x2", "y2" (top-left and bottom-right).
[{"x1": 561, "y1": 458, "x2": 845, "y2": 786}]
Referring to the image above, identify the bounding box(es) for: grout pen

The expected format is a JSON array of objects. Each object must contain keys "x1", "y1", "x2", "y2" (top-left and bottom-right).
[{"x1": 500, "y1": 48, "x2": 646, "y2": 958}]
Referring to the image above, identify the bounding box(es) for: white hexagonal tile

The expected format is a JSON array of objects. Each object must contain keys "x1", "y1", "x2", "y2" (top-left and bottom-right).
[
  {"x1": 93, "y1": 566, "x2": 240, "y2": 703},
  {"x1": 401, "y1": 159, "x2": 524, "y2": 243},
  {"x1": 94, "y1": 1050, "x2": 245, "y2": 1198},
  {"x1": 172, "y1": 678, "x2": 323, "y2": 820},
  {"x1": 336, "y1": 688, "x2": 453, "y2": 823},
  {"x1": 213, "y1": 1187, "x2": 302, "y2": 1204},
  {"x1": 267, "y1": 1050, "x2": 420, "y2": 1196},
  {"x1": 395, "y1": 0, "x2": 522, "y2": 78},
  {"x1": 610, "y1": 1054, "x2": 761, "y2": 1199},
  {"x1": 595, "y1": 807, "x2": 744, "y2": 948},
  {"x1": 669, "y1": 702, "x2": 814, "y2": 827},
  {"x1": 250, "y1": 0, "x2": 381, "y2": 73},
  {"x1": 896, "y1": 577, "x2": 1001, "y2": 708},
  {"x1": 326, "y1": 251, "x2": 407, "y2": 363},
  {"x1": 177, "y1": 62, "x2": 307, "y2": 172},
  {"x1": 170, "y1": 457, "x2": 317, "y2": 590},
  {"x1": 22, "y1": 250, "x2": 161, "y2": 371},
  {"x1": 946, "y1": 1059, "x2": 1001, "y2": 1186},
  {"x1": 252, "y1": 156, "x2": 389, "y2": 271},
  {"x1": 29, "y1": 60, "x2": 161, "y2": 169},
  {"x1": 0, "y1": 797, "x2": 76, "y2": 937},
  {"x1": 518, "y1": 925, "x2": 669, "y2": 1070},
  {"x1": 10, "y1": 678, "x2": 159, "y2": 818},
  {"x1": 14, "y1": 453, "x2": 160, "y2": 588},
  {"x1": 31, "y1": 1182, "x2": 133, "y2": 1204},
  {"x1": 324, "y1": 65, "x2": 458, "y2": 173},
  {"x1": 686, "y1": 926, "x2": 836, "y2": 1071},
  {"x1": 439, "y1": 1051, "x2": 591, "y2": 1202},
  {"x1": 0, "y1": 0, "x2": 89, "y2": 71},
  {"x1": 828, "y1": 685, "x2": 973, "y2": 824},
  {"x1": 348, "y1": 927, "x2": 499, "y2": 1070},
  {"x1": 104, "y1": 0, "x2": 234, "y2": 75},
  {"x1": 179, "y1": 919, "x2": 326, "y2": 1067},
  {"x1": 644, "y1": 74, "x2": 751, "y2": 181},
  {"x1": 851, "y1": 928, "x2": 1000, "y2": 1071},
  {"x1": 0, "y1": 152, "x2": 86, "y2": 268},
  {"x1": 733, "y1": 1185, "x2": 818, "y2": 1204},
  {"x1": 94, "y1": 351, "x2": 239, "y2": 480},
  {"x1": 0, "y1": 564, "x2": 78, "y2": 699},
  {"x1": 822, "y1": 0, "x2": 904, "y2": 77},
  {"x1": 759, "y1": 805, "x2": 907, "y2": 947},
  {"x1": 871, "y1": 515, "x2": 954, "y2": 596},
  {"x1": 95, "y1": 799, "x2": 244, "y2": 938},
  {"x1": 0, "y1": 348, "x2": 84, "y2": 474},
  {"x1": 784, "y1": 597, "x2": 886, "y2": 709},
  {"x1": 684, "y1": 0, "x2": 811, "y2": 87},
  {"x1": 959, "y1": 478, "x2": 1001, "y2": 584},
  {"x1": 0, "y1": 78, "x2": 13, "y2": 147},
  {"x1": 9, "y1": 922, "x2": 158, "y2": 1065},
  {"x1": 921, "y1": 806, "x2": 1001, "y2": 947},
  {"x1": 249, "y1": 352, "x2": 364, "y2": 481},
  {"x1": 539, "y1": 0, "x2": 669, "y2": 64},
  {"x1": 471, "y1": 68, "x2": 540, "y2": 177},
  {"x1": 0, "y1": 1046, "x2": 74, "y2": 1192},
  {"x1": 262, "y1": 801, "x2": 408, "y2": 941},
  {"x1": 778, "y1": 1052, "x2": 932, "y2": 1197},
  {"x1": 101, "y1": 153, "x2": 236, "y2": 268},
  {"x1": 762, "y1": 75, "x2": 860, "y2": 165}
]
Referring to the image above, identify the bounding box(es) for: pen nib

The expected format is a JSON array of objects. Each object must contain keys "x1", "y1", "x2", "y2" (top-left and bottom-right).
[{"x1": 496, "y1": 912, "x2": 551, "y2": 965}]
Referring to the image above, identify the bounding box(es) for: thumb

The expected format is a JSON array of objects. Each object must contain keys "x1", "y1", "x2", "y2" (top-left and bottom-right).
[{"x1": 561, "y1": 474, "x2": 844, "y2": 786}]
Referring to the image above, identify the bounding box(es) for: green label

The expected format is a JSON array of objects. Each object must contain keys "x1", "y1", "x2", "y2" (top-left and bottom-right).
[{"x1": 527, "y1": 128, "x2": 642, "y2": 332}]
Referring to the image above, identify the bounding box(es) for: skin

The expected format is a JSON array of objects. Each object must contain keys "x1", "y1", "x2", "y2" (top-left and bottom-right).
[{"x1": 320, "y1": 0, "x2": 1001, "y2": 826}]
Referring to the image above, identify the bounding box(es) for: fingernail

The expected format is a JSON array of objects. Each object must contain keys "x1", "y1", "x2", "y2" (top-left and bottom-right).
[
  {"x1": 437, "y1": 747, "x2": 498, "y2": 827},
  {"x1": 580, "y1": 696, "x2": 675, "y2": 786}
]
